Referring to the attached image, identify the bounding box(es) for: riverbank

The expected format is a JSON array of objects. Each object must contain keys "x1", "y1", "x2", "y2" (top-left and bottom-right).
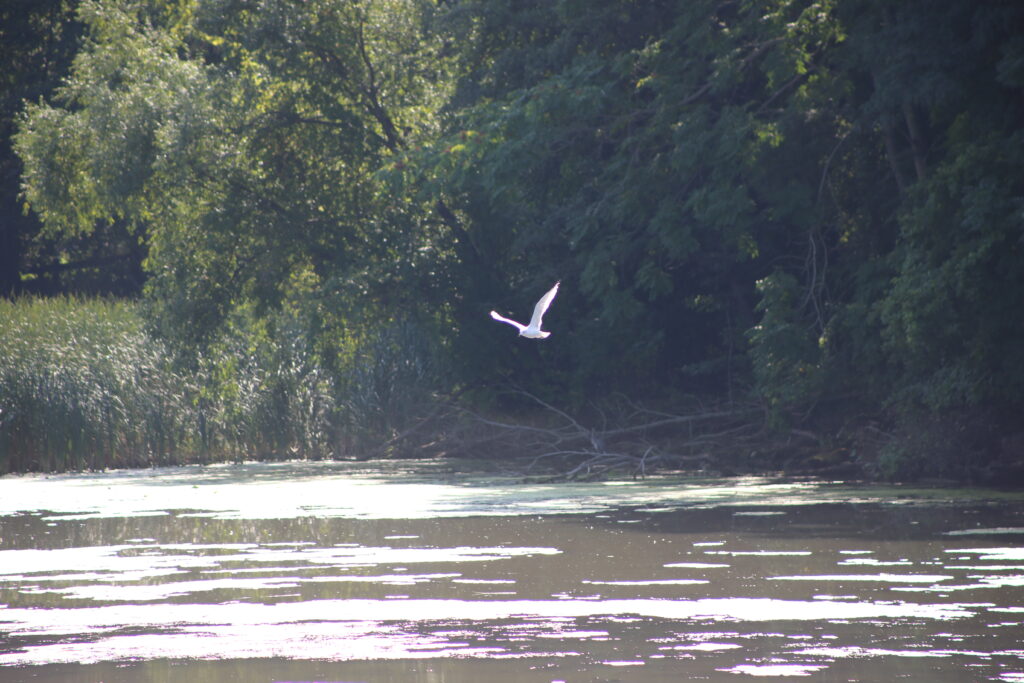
[{"x1": 3, "y1": 297, "x2": 1022, "y2": 485}]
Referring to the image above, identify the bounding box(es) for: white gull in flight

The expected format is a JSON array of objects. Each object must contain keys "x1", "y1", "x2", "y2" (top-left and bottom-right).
[{"x1": 489, "y1": 281, "x2": 560, "y2": 339}]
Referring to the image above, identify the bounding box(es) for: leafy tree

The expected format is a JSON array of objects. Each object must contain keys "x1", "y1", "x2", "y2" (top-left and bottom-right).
[
  {"x1": 405, "y1": 0, "x2": 846, "y2": 398},
  {"x1": 424, "y1": 0, "x2": 1023, "y2": 424},
  {"x1": 17, "y1": 0, "x2": 458, "y2": 346},
  {"x1": 838, "y1": 0, "x2": 1024, "y2": 418}
]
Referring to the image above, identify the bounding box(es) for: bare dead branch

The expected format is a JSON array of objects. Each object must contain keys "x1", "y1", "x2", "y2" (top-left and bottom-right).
[{"x1": 425, "y1": 386, "x2": 765, "y2": 480}]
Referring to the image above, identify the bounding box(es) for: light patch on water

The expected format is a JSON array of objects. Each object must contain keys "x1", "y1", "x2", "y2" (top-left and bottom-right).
[
  {"x1": 0, "y1": 544, "x2": 560, "y2": 584},
  {"x1": 945, "y1": 528, "x2": 1024, "y2": 536},
  {"x1": 45, "y1": 511, "x2": 171, "y2": 521},
  {"x1": 893, "y1": 575, "x2": 1024, "y2": 592},
  {"x1": 292, "y1": 545, "x2": 563, "y2": 565},
  {"x1": 669, "y1": 642, "x2": 743, "y2": 651},
  {"x1": 308, "y1": 572, "x2": 461, "y2": 584},
  {"x1": 664, "y1": 562, "x2": 730, "y2": 568},
  {"x1": 26, "y1": 577, "x2": 304, "y2": 601},
  {"x1": 0, "y1": 545, "x2": 224, "y2": 578},
  {"x1": 677, "y1": 630, "x2": 742, "y2": 641},
  {"x1": 812, "y1": 595, "x2": 859, "y2": 601},
  {"x1": 19, "y1": 572, "x2": 469, "y2": 602},
  {"x1": 946, "y1": 548, "x2": 1024, "y2": 562},
  {"x1": 13, "y1": 463, "x2": 986, "y2": 523},
  {"x1": 203, "y1": 565, "x2": 323, "y2": 576},
  {"x1": 838, "y1": 558, "x2": 913, "y2": 566},
  {"x1": 260, "y1": 541, "x2": 315, "y2": 546},
  {"x1": 535, "y1": 630, "x2": 608, "y2": 639},
  {"x1": 4, "y1": 463, "x2": 1023, "y2": 524},
  {"x1": 718, "y1": 663, "x2": 827, "y2": 676},
  {"x1": 0, "y1": 568, "x2": 184, "y2": 583},
  {"x1": 839, "y1": 550, "x2": 873, "y2": 555},
  {"x1": 0, "y1": 465, "x2": 844, "y2": 520},
  {"x1": 0, "y1": 620, "x2": 505, "y2": 665},
  {"x1": 0, "y1": 596, "x2": 976, "y2": 659},
  {"x1": 733, "y1": 511, "x2": 787, "y2": 516},
  {"x1": 581, "y1": 579, "x2": 709, "y2": 586},
  {"x1": 707, "y1": 551, "x2": 812, "y2": 557},
  {"x1": 794, "y1": 645, "x2": 950, "y2": 658},
  {"x1": 946, "y1": 565, "x2": 1024, "y2": 571},
  {"x1": 770, "y1": 573, "x2": 954, "y2": 583}
]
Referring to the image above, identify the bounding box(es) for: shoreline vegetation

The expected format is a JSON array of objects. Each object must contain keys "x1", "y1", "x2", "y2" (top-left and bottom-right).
[
  {"x1": 3, "y1": 296, "x2": 1021, "y2": 485},
  {"x1": 3, "y1": 2, "x2": 1022, "y2": 485}
]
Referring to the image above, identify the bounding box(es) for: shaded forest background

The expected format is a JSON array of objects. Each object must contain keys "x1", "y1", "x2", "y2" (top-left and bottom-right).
[{"x1": 2, "y1": 0, "x2": 1022, "y2": 481}]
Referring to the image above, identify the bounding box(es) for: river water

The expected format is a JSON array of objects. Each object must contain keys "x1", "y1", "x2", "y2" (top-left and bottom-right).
[{"x1": 1, "y1": 461, "x2": 1023, "y2": 682}]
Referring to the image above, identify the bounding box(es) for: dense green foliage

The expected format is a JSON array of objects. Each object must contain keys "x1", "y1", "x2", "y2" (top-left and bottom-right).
[{"x1": 7, "y1": 0, "x2": 1024, "y2": 477}]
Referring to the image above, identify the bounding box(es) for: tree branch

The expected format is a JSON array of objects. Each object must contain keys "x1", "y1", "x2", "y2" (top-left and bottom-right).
[{"x1": 445, "y1": 385, "x2": 762, "y2": 479}]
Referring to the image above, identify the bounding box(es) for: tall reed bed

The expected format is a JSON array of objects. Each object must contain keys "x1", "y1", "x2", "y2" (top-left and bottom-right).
[
  {"x1": 0, "y1": 297, "x2": 439, "y2": 473},
  {"x1": 0, "y1": 297, "x2": 194, "y2": 471}
]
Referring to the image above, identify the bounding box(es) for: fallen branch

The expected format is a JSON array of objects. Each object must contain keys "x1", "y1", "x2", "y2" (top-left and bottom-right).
[{"x1": 441, "y1": 387, "x2": 764, "y2": 480}]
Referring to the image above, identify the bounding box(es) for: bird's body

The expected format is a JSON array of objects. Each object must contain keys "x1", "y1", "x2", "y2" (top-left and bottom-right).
[{"x1": 490, "y1": 281, "x2": 560, "y2": 339}]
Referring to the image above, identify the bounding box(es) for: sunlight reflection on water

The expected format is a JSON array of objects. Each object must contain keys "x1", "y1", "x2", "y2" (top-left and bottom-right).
[
  {"x1": 1, "y1": 461, "x2": 1023, "y2": 681},
  {"x1": 0, "y1": 461, "x2": 969, "y2": 521},
  {"x1": 0, "y1": 596, "x2": 974, "y2": 666}
]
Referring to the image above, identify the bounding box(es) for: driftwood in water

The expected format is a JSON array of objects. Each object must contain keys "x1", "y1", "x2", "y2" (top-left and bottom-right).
[
  {"x1": 363, "y1": 387, "x2": 873, "y2": 480},
  {"x1": 447, "y1": 390, "x2": 763, "y2": 480}
]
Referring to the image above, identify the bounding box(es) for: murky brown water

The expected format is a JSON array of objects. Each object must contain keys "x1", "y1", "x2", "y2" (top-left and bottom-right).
[{"x1": 1, "y1": 462, "x2": 1023, "y2": 682}]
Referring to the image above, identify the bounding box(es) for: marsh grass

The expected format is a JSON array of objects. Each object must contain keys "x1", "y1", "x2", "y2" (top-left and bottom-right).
[
  {"x1": 0, "y1": 297, "x2": 440, "y2": 473},
  {"x1": 0, "y1": 297, "x2": 196, "y2": 471}
]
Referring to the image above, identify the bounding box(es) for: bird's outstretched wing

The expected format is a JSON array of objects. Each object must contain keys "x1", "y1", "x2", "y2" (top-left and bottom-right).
[
  {"x1": 490, "y1": 310, "x2": 526, "y2": 332},
  {"x1": 528, "y1": 281, "x2": 560, "y2": 330}
]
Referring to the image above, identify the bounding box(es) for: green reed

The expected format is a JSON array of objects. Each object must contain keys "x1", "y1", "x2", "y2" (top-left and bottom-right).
[
  {"x1": 0, "y1": 297, "x2": 191, "y2": 471},
  {"x1": 0, "y1": 297, "x2": 438, "y2": 473}
]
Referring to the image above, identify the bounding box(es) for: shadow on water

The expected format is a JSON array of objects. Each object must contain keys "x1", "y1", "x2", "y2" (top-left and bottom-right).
[{"x1": 1, "y1": 461, "x2": 1024, "y2": 682}]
